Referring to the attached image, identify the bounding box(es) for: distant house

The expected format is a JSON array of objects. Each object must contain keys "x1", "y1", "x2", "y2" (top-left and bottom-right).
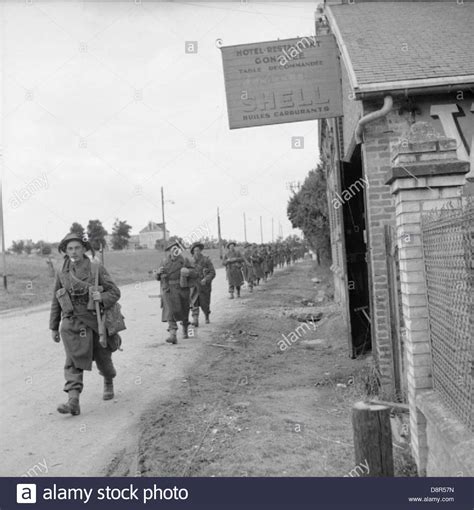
[
  {"x1": 139, "y1": 221, "x2": 170, "y2": 249},
  {"x1": 128, "y1": 235, "x2": 140, "y2": 249}
]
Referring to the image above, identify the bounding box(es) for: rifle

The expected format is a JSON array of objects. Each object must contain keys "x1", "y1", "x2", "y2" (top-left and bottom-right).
[{"x1": 90, "y1": 263, "x2": 107, "y2": 348}]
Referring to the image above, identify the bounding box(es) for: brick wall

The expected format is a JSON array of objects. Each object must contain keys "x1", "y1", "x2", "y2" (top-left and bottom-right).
[
  {"x1": 387, "y1": 121, "x2": 470, "y2": 474},
  {"x1": 360, "y1": 100, "x2": 410, "y2": 397},
  {"x1": 320, "y1": 116, "x2": 352, "y2": 346}
]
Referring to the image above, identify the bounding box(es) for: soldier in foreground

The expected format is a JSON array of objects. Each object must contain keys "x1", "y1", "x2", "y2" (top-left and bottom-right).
[
  {"x1": 223, "y1": 241, "x2": 244, "y2": 298},
  {"x1": 50, "y1": 233, "x2": 121, "y2": 416},
  {"x1": 189, "y1": 241, "x2": 216, "y2": 326},
  {"x1": 156, "y1": 240, "x2": 197, "y2": 344}
]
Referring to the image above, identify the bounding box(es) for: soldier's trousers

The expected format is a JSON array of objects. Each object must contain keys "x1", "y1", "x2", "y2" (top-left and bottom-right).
[
  {"x1": 168, "y1": 317, "x2": 189, "y2": 331},
  {"x1": 64, "y1": 333, "x2": 116, "y2": 394}
]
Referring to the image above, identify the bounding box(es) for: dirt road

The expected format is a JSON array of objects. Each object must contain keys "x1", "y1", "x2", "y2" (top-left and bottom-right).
[
  {"x1": 1, "y1": 259, "x2": 415, "y2": 477},
  {"x1": 0, "y1": 267, "x2": 232, "y2": 477},
  {"x1": 133, "y1": 260, "x2": 415, "y2": 477}
]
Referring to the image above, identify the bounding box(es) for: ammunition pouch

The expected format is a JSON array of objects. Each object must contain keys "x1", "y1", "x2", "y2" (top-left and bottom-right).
[{"x1": 55, "y1": 288, "x2": 74, "y2": 315}]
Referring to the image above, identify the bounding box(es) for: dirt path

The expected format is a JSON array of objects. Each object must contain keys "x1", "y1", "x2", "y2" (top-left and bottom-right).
[
  {"x1": 0, "y1": 267, "x2": 232, "y2": 477},
  {"x1": 132, "y1": 260, "x2": 377, "y2": 477}
]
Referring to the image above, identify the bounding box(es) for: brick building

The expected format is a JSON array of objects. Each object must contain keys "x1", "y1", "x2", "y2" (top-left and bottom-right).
[{"x1": 318, "y1": 0, "x2": 473, "y2": 475}]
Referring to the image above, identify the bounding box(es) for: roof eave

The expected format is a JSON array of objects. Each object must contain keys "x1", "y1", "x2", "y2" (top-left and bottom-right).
[
  {"x1": 325, "y1": 6, "x2": 359, "y2": 92},
  {"x1": 354, "y1": 76, "x2": 474, "y2": 100}
]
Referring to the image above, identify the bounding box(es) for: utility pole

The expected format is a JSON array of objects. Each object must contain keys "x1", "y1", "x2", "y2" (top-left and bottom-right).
[
  {"x1": 279, "y1": 221, "x2": 283, "y2": 239},
  {"x1": 161, "y1": 186, "x2": 167, "y2": 244},
  {"x1": 259, "y1": 215, "x2": 263, "y2": 244},
  {"x1": 0, "y1": 5, "x2": 6, "y2": 291},
  {"x1": 0, "y1": 181, "x2": 7, "y2": 290},
  {"x1": 217, "y1": 207, "x2": 223, "y2": 259},
  {"x1": 243, "y1": 212, "x2": 247, "y2": 243},
  {"x1": 271, "y1": 217, "x2": 274, "y2": 242}
]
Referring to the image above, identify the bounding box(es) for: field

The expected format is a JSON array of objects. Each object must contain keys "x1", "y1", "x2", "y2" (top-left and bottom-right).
[{"x1": 0, "y1": 248, "x2": 223, "y2": 312}]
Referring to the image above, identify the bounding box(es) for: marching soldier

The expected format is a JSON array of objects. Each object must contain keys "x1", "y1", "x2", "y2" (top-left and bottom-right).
[
  {"x1": 189, "y1": 241, "x2": 216, "y2": 326},
  {"x1": 242, "y1": 243, "x2": 255, "y2": 293},
  {"x1": 156, "y1": 240, "x2": 197, "y2": 344},
  {"x1": 223, "y1": 241, "x2": 244, "y2": 298},
  {"x1": 50, "y1": 233, "x2": 121, "y2": 416},
  {"x1": 251, "y1": 243, "x2": 264, "y2": 286}
]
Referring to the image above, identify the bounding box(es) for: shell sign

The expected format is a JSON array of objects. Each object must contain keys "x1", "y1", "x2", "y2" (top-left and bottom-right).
[{"x1": 220, "y1": 35, "x2": 343, "y2": 129}]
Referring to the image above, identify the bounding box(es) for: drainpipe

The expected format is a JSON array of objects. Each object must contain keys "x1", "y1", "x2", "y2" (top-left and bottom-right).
[{"x1": 355, "y1": 95, "x2": 393, "y2": 144}]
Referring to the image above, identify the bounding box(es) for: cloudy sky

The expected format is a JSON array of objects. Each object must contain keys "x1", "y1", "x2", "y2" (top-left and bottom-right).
[{"x1": 1, "y1": 0, "x2": 320, "y2": 246}]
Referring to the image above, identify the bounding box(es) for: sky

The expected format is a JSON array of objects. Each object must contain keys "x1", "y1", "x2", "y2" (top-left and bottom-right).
[{"x1": 1, "y1": 0, "x2": 321, "y2": 247}]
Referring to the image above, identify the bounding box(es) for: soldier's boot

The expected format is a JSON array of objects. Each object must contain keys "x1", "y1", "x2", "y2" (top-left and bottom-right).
[
  {"x1": 182, "y1": 324, "x2": 189, "y2": 339},
  {"x1": 57, "y1": 390, "x2": 80, "y2": 416},
  {"x1": 249, "y1": 285, "x2": 253, "y2": 293},
  {"x1": 165, "y1": 329, "x2": 178, "y2": 344},
  {"x1": 191, "y1": 314, "x2": 199, "y2": 328},
  {"x1": 205, "y1": 313, "x2": 210, "y2": 324},
  {"x1": 103, "y1": 378, "x2": 114, "y2": 401},
  {"x1": 229, "y1": 292, "x2": 234, "y2": 299},
  {"x1": 236, "y1": 287, "x2": 241, "y2": 298}
]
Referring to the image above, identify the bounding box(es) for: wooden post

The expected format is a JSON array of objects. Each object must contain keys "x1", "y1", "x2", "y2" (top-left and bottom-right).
[
  {"x1": 0, "y1": 7, "x2": 7, "y2": 291},
  {"x1": 352, "y1": 401, "x2": 394, "y2": 476},
  {"x1": 161, "y1": 186, "x2": 167, "y2": 244},
  {"x1": 217, "y1": 207, "x2": 223, "y2": 259}
]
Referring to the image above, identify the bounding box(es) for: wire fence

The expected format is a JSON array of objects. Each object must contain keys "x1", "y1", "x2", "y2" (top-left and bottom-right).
[{"x1": 421, "y1": 197, "x2": 473, "y2": 431}]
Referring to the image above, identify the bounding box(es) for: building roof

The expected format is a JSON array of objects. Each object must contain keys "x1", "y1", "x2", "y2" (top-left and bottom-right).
[
  {"x1": 326, "y1": 2, "x2": 474, "y2": 98},
  {"x1": 139, "y1": 221, "x2": 166, "y2": 234}
]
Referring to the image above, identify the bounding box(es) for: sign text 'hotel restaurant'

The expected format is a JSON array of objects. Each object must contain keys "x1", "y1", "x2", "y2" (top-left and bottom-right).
[{"x1": 220, "y1": 35, "x2": 343, "y2": 129}]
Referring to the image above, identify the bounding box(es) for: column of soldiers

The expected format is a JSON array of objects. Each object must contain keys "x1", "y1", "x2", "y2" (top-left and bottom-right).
[
  {"x1": 49, "y1": 232, "x2": 306, "y2": 416},
  {"x1": 223, "y1": 240, "x2": 306, "y2": 298}
]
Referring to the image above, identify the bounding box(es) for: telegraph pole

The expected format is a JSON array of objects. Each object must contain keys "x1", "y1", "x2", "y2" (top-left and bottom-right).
[
  {"x1": 161, "y1": 186, "x2": 167, "y2": 244},
  {"x1": 243, "y1": 212, "x2": 247, "y2": 243},
  {"x1": 0, "y1": 5, "x2": 6, "y2": 291},
  {"x1": 259, "y1": 215, "x2": 263, "y2": 244},
  {"x1": 0, "y1": 181, "x2": 7, "y2": 290},
  {"x1": 217, "y1": 207, "x2": 223, "y2": 259}
]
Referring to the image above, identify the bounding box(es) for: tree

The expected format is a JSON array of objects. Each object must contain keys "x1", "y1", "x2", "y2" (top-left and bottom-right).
[
  {"x1": 10, "y1": 240, "x2": 25, "y2": 254},
  {"x1": 111, "y1": 219, "x2": 132, "y2": 250},
  {"x1": 33, "y1": 240, "x2": 52, "y2": 255},
  {"x1": 287, "y1": 165, "x2": 330, "y2": 263},
  {"x1": 41, "y1": 244, "x2": 52, "y2": 255},
  {"x1": 69, "y1": 222, "x2": 85, "y2": 240},
  {"x1": 87, "y1": 219, "x2": 108, "y2": 251}
]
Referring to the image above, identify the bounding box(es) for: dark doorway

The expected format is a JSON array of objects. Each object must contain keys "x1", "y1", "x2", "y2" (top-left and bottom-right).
[{"x1": 340, "y1": 145, "x2": 371, "y2": 357}]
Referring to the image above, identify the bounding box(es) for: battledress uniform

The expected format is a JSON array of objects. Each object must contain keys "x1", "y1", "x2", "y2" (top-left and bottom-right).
[
  {"x1": 50, "y1": 236, "x2": 121, "y2": 416},
  {"x1": 189, "y1": 242, "x2": 216, "y2": 326}
]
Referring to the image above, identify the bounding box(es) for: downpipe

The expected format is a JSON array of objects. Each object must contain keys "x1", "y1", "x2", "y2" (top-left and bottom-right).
[{"x1": 355, "y1": 95, "x2": 393, "y2": 144}]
